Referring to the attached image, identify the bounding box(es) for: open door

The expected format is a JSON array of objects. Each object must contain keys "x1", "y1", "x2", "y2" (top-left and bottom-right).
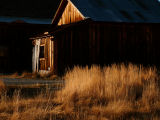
[
  {"x1": 39, "y1": 45, "x2": 46, "y2": 70},
  {"x1": 32, "y1": 36, "x2": 54, "y2": 73},
  {"x1": 39, "y1": 38, "x2": 50, "y2": 71},
  {"x1": 32, "y1": 39, "x2": 40, "y2": 72}
]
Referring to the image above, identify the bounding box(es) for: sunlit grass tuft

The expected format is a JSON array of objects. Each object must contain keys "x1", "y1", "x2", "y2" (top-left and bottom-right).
[
  {"x1": 0, "y1": 64, "x2": 160, "y2": 120},
  {"x1": 53, "y1": 64, "x2": 160, "y2": 119}
]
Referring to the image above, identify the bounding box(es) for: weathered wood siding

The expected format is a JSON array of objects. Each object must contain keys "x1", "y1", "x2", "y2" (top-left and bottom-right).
[
  {"x1": 54, "y1": 23, "x2": 89, "y2": 74},
  {"x1": 58, "y1": 1, "x2": 84, "y2": 25},
  {"x1": 53, "y1": 22, "x2": 160, "y2": 74},
  {"x1": 44, "y1": 37, "x2": 51, "y2": 71}
]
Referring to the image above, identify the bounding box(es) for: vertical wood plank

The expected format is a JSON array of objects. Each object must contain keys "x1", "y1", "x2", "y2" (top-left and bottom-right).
[{"x1": 58, "y1": 2, "x2": 84, "y2": 25}]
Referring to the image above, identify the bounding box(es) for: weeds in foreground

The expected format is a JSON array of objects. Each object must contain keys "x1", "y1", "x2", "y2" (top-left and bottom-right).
[
  {"x1": 0, "y1": 64, "x2": 160, "y2": 120},
  {"x1": 0, "y1": 80, "x2": 5, "y2": 96},
  {"x1": 0, "y1": 89, "x2": 55, "y2": 120},
  {"x1": 53, "y1": 64, "x2": 160, "y2": 119}
]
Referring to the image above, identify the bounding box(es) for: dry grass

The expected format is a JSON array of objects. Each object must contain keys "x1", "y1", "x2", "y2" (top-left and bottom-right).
[
  {"x1": 0, "y1": 80, "x2": 6, "y2": 96},
  {"x1": 0, "y1": 64, "x2": 160, "y2": 120},
  {"x1": 53, "y1": 64, "x2": 160, "y2": 119},
  {"x1": 0, "y1": 89, "x2": 55, "y2": 120}
]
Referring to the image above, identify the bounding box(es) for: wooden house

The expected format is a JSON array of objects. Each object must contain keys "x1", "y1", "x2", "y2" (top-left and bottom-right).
[
  {"x1": 0, "y1": 0, "x2": 62, "y2": 73},
  {"x1": 31, "y1": 0, "x2": 160, "y2": 74}
]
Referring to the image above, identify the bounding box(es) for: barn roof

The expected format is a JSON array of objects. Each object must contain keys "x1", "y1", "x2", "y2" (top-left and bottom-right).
[{"x1": 70, "y1": 0, "x2": 160, "y2": 23}]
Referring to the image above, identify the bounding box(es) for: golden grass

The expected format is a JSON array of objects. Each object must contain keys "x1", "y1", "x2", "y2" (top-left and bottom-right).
[
  {"x1": 0, "y1": 64, "x2": 160, "y2": 120},
  {"x1": 53, "y1": 64, "x2": 160, "y2": 119},
  {"x1": 0, "y1": 80, "x2": 6, "y2": 96},
  {"x1": 0, "y1": 89, "x2": 55, "y2": 120}
]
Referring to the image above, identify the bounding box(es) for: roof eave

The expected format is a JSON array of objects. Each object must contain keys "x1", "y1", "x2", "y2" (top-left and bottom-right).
[{"x1": 51, "y1": 0, "x2": 68, "y2": 26}]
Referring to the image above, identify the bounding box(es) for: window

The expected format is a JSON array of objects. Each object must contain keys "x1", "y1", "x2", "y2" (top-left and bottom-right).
[{"x1": 39, "y1": 46, "x2": 44, "y2": 58}]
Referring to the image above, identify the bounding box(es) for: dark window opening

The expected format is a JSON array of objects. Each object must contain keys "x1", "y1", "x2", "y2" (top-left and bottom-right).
[
  {"x1": 39, "y1": 46, "x2": 44, "y2": 58},
  {"x1": 120, "y1": 10, "x2": 133, "y2": 20},
  {"x1": 135, "y1": 11, "x2": 146, "y2": 20}
]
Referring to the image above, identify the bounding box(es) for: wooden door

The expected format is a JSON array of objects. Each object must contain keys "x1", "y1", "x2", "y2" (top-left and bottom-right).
[
  {"x1": 39, "y1": 38, "x2": 46, "y2": 70},
  {"x1": 39, "y1": 38, "x2": 51, "y2": 71}
]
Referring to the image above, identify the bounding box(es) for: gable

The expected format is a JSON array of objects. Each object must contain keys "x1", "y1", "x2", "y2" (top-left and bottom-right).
[
  {"x1": 58, "y1": 1, "x2": 84, "y2": 25},
  {"x1": 52, "y1": 0, "x2": 85, "y2": 26}
]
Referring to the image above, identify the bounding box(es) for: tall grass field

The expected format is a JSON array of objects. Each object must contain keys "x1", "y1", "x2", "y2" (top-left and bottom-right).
[{"x1": 0, "y1": 64, "x2": 160, "y2": 120}]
